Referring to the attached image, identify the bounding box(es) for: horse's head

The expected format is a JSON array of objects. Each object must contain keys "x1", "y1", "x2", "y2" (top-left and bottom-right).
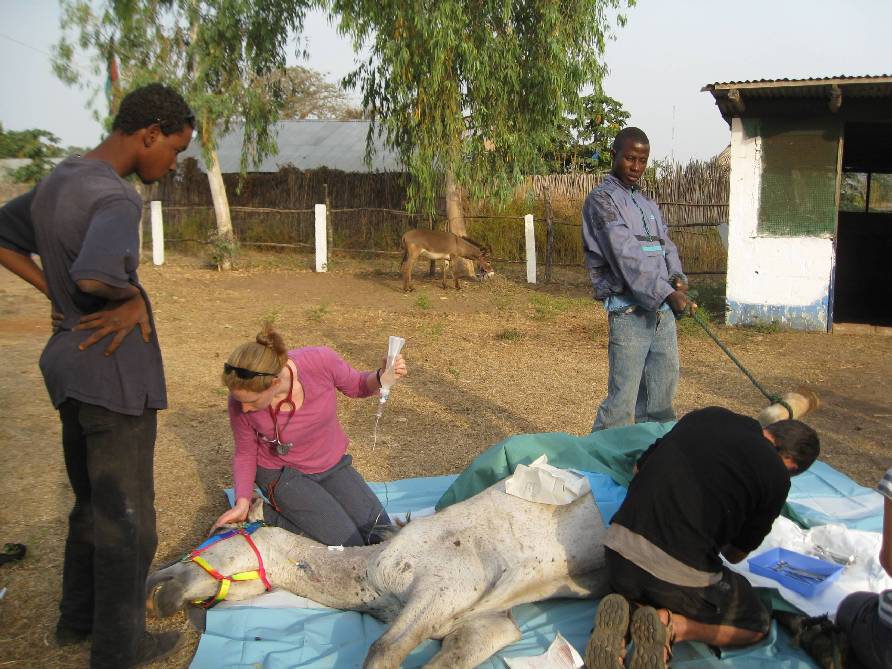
[{"x1": 147, "y1": 524, "x2": 278, "y2": 618}]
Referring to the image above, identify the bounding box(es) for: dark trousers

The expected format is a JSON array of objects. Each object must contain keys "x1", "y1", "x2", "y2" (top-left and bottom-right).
[
  {"x1": 605, "y1": 548, "x2": 770, "y2": 634},
  {"x1": 256, "y1": 454, "x2": 391, "y2": 546},
  {"x1": 58, "y1": 399, "x2": 158, "y2": 669}
]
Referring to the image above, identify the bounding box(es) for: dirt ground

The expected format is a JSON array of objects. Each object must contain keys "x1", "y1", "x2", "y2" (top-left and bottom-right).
[{"x1": 1, "y1": 251, "x2": 890, "y2": 668}]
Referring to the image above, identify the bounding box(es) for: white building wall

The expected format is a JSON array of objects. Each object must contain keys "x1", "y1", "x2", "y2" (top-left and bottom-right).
[{"x1": 725, "y1": 117, "x2": 834, "y2": 331}]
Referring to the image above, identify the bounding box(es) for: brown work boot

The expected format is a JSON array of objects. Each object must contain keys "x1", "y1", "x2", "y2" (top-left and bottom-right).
[
  {"x1": 628, "y1": 606, "x2": 674, "y2": 669},
  {"x1": 585, "y1": 593, "x2": 631, "y2": 669},
  {"x1": 132, "y1": 630, "x2": 183, "y2": 667}
]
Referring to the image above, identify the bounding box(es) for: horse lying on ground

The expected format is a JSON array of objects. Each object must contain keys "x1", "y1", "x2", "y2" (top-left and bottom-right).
[
  {"x1": 400, "y1": 229, "x2": 494, "y2": 291},
  {"x1": 147, "y1": 480, "x2": 610, "y2": 669}
]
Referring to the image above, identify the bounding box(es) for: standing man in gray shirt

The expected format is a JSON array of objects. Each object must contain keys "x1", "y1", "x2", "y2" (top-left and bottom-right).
[
  {"x1": 581, "y1": 127, "x2": 695, "y2": 431},
  {"x1": 0, "y1": 84, "x2": 193, "y2": 668}
]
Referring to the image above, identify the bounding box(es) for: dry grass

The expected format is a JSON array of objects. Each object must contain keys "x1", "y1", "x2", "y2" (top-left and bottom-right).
[{"x1": 1, "y1": 249, "x2": 890, "y2": 668}]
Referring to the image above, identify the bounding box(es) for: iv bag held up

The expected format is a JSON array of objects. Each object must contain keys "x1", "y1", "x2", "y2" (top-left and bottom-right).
[{"x1": 376, "y1": 336, "x2": 406, "y2": 416}]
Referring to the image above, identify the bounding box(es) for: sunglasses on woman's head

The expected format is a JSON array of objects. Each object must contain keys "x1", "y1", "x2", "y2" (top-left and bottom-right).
[{"x1": 223, "y1": 363, "x2": 278, "y2": 380}]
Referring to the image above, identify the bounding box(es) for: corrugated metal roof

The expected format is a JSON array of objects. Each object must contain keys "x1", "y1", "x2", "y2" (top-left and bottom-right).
[
  {"x1": 182, "y1": 120, "x2": 404, "y2": 173},
  {"x1": 702, "y1": 74, "x2": 892, "y2": 99},
  {"x1": 707, "y1": 74, "x2": 892, "y2": 87}
]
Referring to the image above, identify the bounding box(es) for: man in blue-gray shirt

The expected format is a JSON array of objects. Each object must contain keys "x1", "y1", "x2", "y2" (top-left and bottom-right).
[
  {"x1": 0, "y1": 84, "x2": 193, "y2": 668},
  {"x1": 582, "y1": 127, "x2": 695, "y2": 431}
]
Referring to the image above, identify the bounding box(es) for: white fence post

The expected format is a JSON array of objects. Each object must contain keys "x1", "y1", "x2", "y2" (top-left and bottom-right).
[
  {"x1": 314, "y1": 203, "x2": 328, "y2": 272},
  {"x1": 524, "y1": 213, "x2": 536, "y2": 284},
  {"x1": 150, "y1": 201, "x2": 164, "y2": 266}
]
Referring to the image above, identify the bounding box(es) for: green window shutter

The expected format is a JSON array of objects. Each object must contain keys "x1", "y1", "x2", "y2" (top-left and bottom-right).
[{"x1": 757, "y1": 118, "x2": 840, "y2": 236}]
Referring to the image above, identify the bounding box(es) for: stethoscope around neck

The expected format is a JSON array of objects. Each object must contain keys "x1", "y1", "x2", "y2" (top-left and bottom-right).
[{"x1": 254, "y1": 363, "x2": 297, "y2": 456}]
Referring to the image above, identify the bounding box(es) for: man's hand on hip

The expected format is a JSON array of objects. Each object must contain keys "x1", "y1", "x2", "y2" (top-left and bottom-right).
[{"x1": 74, "y1": 292, "x2": 152, "y2": 356}]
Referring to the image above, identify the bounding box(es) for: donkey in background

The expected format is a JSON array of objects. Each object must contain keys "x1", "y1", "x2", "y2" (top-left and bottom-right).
[{"x1": 400, "y1": 229, "x2": 494, "y2": 292}]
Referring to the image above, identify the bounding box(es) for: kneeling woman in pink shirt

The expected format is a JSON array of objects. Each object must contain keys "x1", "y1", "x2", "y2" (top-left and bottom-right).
[{"x1": 210, "y1": 324, "x2": 407, "y2": 546}]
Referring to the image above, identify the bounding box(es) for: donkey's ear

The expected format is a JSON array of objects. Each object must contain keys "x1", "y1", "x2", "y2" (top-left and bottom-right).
[{"x1": 205, "y1": 523, "x2": 237, "y2": 538}]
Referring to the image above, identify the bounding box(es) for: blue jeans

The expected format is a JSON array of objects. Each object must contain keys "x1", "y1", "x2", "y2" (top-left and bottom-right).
[
  {"x1": 58, "y1": 399, "x2": 158, "y2": 668},
  {"x1": 593, "y1": 308, "x2": 679, "y2": 430}
]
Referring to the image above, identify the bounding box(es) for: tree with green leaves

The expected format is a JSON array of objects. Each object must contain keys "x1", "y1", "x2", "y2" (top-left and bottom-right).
[
  {"x1": 271, "y1": 66, "x2": 364, "y2": 120},
  {"x1": 54, "y1": 0, "x2": 631, "y2": 272},
  {"x1": 53, "y1": 0, "x2": 312, "y2": 269},
  {"x1": 547, "y1": 93, "x2": 631, "y2": 173},
  {"x1": 0, "y1": 123, "x2": 68, "y2": 184},
  {"x1": 329, "y1": 0, "x2": 632, "y2": 244}
]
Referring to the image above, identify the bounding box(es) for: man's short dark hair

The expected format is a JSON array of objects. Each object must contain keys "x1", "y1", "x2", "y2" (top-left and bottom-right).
[
  {"x1": 612, "y1": 127, "x2": 650, "y2": 152},
  {"x1": 765, "y1": 419, "x2": 820, "y2": 474},
  {"x1": 112, "y1": 84, "x2": 194, "y2": 136}
]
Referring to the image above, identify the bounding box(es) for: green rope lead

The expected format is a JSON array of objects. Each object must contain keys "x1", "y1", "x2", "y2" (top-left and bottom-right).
[{"x1": 688, "y1": 310, "x2": 794, "y2": 419}]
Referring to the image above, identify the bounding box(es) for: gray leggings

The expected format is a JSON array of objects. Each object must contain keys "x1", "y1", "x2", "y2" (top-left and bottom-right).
[{"x1": 255, "y1": 454, "x2": 390, "y2": 547}]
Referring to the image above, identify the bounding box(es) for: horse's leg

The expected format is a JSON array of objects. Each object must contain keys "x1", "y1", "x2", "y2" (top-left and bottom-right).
[
  {"x1": 450, "y1": 254, "x2": 461, "y2": 289},
  {"x1": 363, "y1": 560, "x2": 485, "y2": 669},
  {"x1": 403, "y1": 248, "x2": 418, "y2": 292},
  {"x1": 423, "y1": 612, "x2": 521, "y2": 669},
  {"x1": 440, "y1": 257, "x2": 449, "y2": 289},
  {"x1": 363, "y1": 591, "x2": 454, "y2": 669}
]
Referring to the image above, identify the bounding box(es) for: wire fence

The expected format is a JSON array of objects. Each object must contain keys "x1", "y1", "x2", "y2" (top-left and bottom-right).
[{"x1": 143, "y1": 159, "x2": 729, "y2": 281}]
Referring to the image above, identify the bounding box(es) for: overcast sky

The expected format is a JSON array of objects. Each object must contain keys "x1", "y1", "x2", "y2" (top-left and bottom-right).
[{"x1": 2, "y1": 0, "x2": 890, "y2": 163}]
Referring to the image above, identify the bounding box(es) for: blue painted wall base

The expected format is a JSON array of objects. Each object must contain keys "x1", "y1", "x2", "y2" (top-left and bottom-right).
[{"x1": 726, "y1": 294, "x2": 829, "y2": 332}]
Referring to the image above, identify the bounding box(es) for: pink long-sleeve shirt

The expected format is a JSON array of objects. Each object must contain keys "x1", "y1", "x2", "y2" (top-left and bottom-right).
[{"x1": 228, "y1": 346, "x2": 376, "y2": 500}]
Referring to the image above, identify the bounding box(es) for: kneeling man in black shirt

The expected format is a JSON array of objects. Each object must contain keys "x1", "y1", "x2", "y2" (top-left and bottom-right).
[{"x1": 587, "y1": 406, "x2": 819, "y2": 669}]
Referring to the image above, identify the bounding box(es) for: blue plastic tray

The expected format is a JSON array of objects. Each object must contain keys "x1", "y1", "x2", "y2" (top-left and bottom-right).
[{"x1": 748, "y1": 547, "x2": 843, "y2": 598}]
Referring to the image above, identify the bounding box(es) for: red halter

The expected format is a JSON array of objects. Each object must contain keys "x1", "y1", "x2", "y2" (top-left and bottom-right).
[{"x1": 184, "y1": 522, "x2": 272, "y2": 608}]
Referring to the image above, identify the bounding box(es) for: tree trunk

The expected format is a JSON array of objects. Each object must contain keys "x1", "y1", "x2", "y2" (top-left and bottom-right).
[
  {"x1": 207, "y1": 147, "x2": 234, "y2": 271},
  {"x1": 444, "y1": 169, "x2": 474, "y2": 278}
]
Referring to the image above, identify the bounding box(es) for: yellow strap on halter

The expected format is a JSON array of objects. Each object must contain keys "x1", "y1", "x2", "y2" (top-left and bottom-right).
[
  {"x1": 231, "y1": 570, "x2": 263, "y2": 581},
  {"x1": 189, "y1": 558, "x2": 264, "y2": 606},
  {"x1": 216, "y1": 579, "x2": 232, "y2": 601},
  {"x1": 190, "y1": 577, "x2": 231, "y2": 606},
  {"x1": 188, "y1": 533, "x2": 269, "y2": 607},
  {"x1": 192, "y1": 555, "x2": 218, "y2": 577}
]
